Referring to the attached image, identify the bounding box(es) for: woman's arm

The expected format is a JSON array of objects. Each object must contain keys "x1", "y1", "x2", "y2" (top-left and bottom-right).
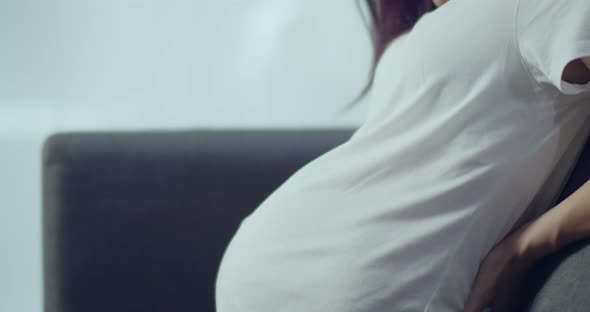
[
  {"x1": 511, "y1": 178, "x2": 590, "y2": 263},
  {"x1": 463, "y1": 178, "x2": 590, "y2": 312}
]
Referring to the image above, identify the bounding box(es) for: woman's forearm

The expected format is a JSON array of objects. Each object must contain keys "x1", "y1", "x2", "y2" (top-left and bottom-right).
[{"x1": 509, "y1": 179, "x2": 590, "y2": 263}]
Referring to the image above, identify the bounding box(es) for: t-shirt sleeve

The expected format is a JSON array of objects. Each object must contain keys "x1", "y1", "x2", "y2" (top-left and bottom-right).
[{"x1": 516, "y1": 0, "x2": 590, "y2": 96}]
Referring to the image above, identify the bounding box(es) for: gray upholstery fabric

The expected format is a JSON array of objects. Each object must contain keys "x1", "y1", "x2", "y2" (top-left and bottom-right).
[{"x1": 42, "y1": 128, "x2": 590, "y2": 312}]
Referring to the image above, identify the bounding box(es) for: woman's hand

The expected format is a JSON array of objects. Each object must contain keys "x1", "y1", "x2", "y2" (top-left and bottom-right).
[{"x1": 463, "y1": 228, "x2": 537, "y2": 312}]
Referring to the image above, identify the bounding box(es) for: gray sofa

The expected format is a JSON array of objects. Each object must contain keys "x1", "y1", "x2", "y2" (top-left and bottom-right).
[{"x1": 42, "y1": 128, "x2": 590, "y2": 312}]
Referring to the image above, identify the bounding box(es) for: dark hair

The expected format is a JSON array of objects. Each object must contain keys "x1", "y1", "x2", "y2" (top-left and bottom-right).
[{"x1": 337, "y1": 0, "x2": 437, "y2": 114}]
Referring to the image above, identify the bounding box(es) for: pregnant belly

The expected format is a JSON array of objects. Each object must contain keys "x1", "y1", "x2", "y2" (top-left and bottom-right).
[{"x1": 215, "y1": 213, "x2": 453, "y2": 312}]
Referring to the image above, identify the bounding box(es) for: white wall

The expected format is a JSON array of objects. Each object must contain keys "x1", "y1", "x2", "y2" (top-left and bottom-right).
[{"x1": 0, "y1": 0, "x2": 371, "y2": 311}]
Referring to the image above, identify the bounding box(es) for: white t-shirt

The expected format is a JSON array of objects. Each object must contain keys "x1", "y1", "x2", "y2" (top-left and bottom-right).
[{"x1": 215, "y1": 0, "x2": 590, "y2": 311}]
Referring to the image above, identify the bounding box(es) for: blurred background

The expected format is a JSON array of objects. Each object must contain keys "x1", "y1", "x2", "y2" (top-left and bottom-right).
[{"x1": 0, "y1": 0, "x2": 371, "y2": 311}]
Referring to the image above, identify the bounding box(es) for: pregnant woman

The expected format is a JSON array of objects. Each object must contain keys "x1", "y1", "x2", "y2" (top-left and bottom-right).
[{"x1": 216, "y1": 0, "x2": 590, "y2": 311}]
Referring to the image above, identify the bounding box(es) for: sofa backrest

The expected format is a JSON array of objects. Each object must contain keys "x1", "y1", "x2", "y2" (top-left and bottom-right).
[{"x1": 42, "y1": 128, "x2": 590, "y2": 312}]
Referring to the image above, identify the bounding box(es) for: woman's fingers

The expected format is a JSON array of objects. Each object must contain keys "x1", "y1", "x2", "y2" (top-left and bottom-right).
[
  {"x1": 463, "y1": 296, "x2": 486, "y2": 312},
  {"x1": 463, "y1": 250, "x2": 507, "y2": 312},
  {"x1": 463, "y1": 274, "x2": 493, "y2": 312}
]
